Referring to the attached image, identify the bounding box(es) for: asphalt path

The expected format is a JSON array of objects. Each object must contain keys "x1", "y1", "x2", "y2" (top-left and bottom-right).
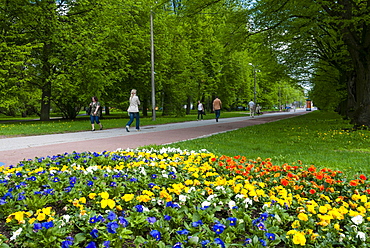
[{"x1": 0, "y1": 109, "x2": 308, "y2": 167}]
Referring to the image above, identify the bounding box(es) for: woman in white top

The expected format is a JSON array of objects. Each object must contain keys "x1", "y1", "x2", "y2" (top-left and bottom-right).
[
  {"x1": 197, "y1": 100, "x2": 204, "y2": 120},
  {"x1": 125, "y1": 89, "x2": 141, "y2": 132}
]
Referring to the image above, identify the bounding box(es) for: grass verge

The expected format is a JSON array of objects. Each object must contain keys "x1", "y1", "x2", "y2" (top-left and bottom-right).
[{"x1": 143, "y1": 111, "x2": 370, "y2": 177}]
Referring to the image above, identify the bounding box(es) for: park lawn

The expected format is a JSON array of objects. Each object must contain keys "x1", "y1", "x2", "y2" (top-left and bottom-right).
[
  {"x1": 0, "y1": 111, "x2": 247, "y2": 137},
  {"x1": 157, "y1": 111, "x2": 370, "y2": 178}
]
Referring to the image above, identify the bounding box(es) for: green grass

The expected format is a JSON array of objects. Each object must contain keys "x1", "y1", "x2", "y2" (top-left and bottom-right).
[
  {"x1": 0, "y1": 111, "x2": 248, "y2": 137},
  {"x1": 151, "y1": 111, "x2": 370, "y2": 177}
]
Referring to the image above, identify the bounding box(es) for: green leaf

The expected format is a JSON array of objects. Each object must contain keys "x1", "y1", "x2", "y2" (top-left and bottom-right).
[{"x1": 74, "y1": 233, "x2": 86, "y2": 243}]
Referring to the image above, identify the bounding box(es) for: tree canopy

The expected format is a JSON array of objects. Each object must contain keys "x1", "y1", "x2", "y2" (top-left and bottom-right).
[{"x1": 4, "y1": 0, "x2": 339, "y2": 121}]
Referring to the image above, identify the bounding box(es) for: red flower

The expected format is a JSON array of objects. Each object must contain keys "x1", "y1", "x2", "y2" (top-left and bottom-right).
[
  {"x1": 360, "y1": 174, "x2": 367, "y2": 180},
  {"x1": 316, "y1": 174, "x2": 324, "y2": 180},
  {"x1": 349, "y1": 180, "x2": 359, "y2": 186},
  {"x1": 281, "y1": 179, "x2": 289, "y2": 186},
  {"x1": 309, "y1": 189, "x2": 316, "y2": 194}
]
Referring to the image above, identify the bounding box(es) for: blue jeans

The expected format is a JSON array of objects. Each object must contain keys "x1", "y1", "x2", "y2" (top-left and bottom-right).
[
  {"x1": 90, "y1": 115, "x2": 100, "y2": 124},
  {"x1": 126, "y1": 112, "x2": 140, "y2": 130},
  {"x1": 215, "y1": 109, "x2": 221, "y2": 119}
]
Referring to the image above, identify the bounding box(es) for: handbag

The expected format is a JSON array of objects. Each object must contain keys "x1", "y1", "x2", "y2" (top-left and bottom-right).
[
  {"x1": 86, "y1": 107, "x2": 91, "y2": 115},
  {"x1": 202, "y1": 110, "x2": 206, "y2": 115}
]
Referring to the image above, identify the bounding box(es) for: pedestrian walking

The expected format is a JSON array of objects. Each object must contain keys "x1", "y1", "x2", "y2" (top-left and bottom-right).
[
  {"x1": 213, "y1": 96, "x2": 222, "y2": 122},
  {"x1": 256, "y1": 104, "x2": 262, "y2": 115},
  {"x1": 248, "y1": 99, "x2": 256, "y2": 118},
  {"x1": 125, "y1": 89, "x2": 141, "y2": 132},
  {"x1": 197, "y1": 100, "x2": 204, "y2": 120},
  {"x1": 89, "y1": 96, "x2": 103, "y2": 131}
]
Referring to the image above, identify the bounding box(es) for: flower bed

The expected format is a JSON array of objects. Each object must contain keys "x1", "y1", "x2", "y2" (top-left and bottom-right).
[{"x1": 0, "y1": 147, "x2": 369, "y2": 247}]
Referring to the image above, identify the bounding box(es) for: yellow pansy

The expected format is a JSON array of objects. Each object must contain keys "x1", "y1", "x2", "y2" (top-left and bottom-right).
[
  {"x1": 319, "y1": 206, "x2": 328, "y2": 214},
  {"x1": 100, "y1": 192, "x2": 109, "y2": 200},
  {"x1": 136, "y1": 195, "x2": 151, "y2": 202},
  {"x1": 121, "y1": 194, "x2": 135, "y2": 202},
  {"x1": 298, "y1": 213, "x2": 308, "y2": 221},
  {"x1": 291, "y1": 220, "x2": 300, "y2": 228},
  {"x1": 292, "y1": 232, "x2": 306, "y2": 246},
  {"x1": 101, "y1": 199, "x2": 115, "y2": 209}
]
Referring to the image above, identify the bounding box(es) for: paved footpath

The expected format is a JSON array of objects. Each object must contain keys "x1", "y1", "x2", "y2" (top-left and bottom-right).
[{"x1": 0, "y1": 110, "x2": 308, "y2": 167}]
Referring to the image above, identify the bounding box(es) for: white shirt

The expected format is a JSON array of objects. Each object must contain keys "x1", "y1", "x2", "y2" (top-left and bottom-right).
[
  {"x1": 248, "y1": 101, "x2": 255, "y2": 108},
  {"x1": 127, "y1": 95, "x2": 140, "y2": 112},
  {"x1": 198, "y1": 103, "x2": 203, "y2": 111}
]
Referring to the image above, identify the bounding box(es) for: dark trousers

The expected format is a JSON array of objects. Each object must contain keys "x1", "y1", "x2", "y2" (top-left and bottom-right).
[
  {"x1": 126, "y1": 112, "x2": 140, "y2": 130},
  {"x1": 215, "y1": 109, "x2": 221, "y2": 119},
  {"x1": 197, "y1": 110, "x2": 204, "y2": 119}
]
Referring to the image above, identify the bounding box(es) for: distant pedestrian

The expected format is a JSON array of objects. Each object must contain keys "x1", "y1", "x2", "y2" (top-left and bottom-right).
[
  {"x1": 197, "y1": 101, "x2": 204, "y2": 120},
  {"x1": 248, "y1": 99, "x2": 255, "y2": 118},
  {"x1": 125, "y1": 89, "x2": 140, "y2": 132},
  {"x1": 213, "y1": 96, "x2": 222, "y2": 122},
  {"x1": 89, "y1": 96, "x2": 103, "y2": 131},
  {"x1": 256, "y1": 104, "x2": 262, "y2": 115}
]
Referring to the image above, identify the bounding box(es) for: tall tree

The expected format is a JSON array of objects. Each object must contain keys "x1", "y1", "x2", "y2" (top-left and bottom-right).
[{"x1": 251, "y1": 0, "x2": 370, "y2": 126}]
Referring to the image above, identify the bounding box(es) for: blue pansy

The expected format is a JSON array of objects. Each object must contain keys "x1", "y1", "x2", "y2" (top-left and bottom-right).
[
  {"x1": 119, "y1": 216, "x2": 129, "y2": 227},
  {"x1": 173, "y1": 242, "x2": 182, "y2": 248},
  {"x1": 147, "y1": 217, "x2": 157, "y2": 224},
  {"x1": 212, "y1": 223, "x2": 226, "y2": 235},
  {"x1": 107, "y1": 221, "x2": 119, "y2": 234},
  {"x1": 103, "y1": 241, "x2": 110, "y2": 248},
  {"x1": 244, "y1": 238, "x2": 252, "y2": 245},
  {"x1": 33, "y1": 223, "x2": 42, "y2": 231},
  {"x1": 86, "y1": 241, "x2": 97, "y2": 248},
  {"x1": 176, "y1": 229, "x2": 189, "y2": 235},
  {"x1": 214, "y1": 238, "x2": 225, "y2": 248},
  {"x1": 150, "y1": 230, "x2": 161, "y2": 241},
  {"x1": 90, "y1": 229, "x2": 99, "y2": 238},
  {"x1": 164, "y1": 215, "x2": 172, "y2": 221},
  {"x1": 135, "y1": 205, "x2": 144, "y2": 212},
  {"x1": 265, "y1": 233, "x2": 276, "y2": 241},
  {"x1": 201, "y1": 240, "x2": 210, "y2": 247},
  {"x1": 259, "y1": 239, "x2": 267, "y2": 247},
  {"x1": 107, "y1": 211, "x2": 117, "y2": 221},
  {"x1": 192, "y1": 220, "x2": 204, "y2": 227},
  {"x1": 42, "y1": 221, "x2": 54, "y2": 229},
  {"x1": 227, "y1": 217, "x2": 237, "y2": 226}
]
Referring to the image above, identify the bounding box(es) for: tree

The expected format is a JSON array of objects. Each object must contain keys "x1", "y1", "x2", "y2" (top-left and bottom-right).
[{"x1": 250, "y1": 0, "x2": 370, "y2": 127}]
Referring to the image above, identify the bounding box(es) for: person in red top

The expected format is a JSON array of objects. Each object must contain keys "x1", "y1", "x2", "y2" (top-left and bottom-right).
[{"x1": 213, "y1": 96, "x2": 222, "y2": 122}]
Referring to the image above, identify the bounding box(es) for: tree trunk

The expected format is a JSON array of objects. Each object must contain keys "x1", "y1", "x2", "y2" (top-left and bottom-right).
[
  {"x1": 352, "y1": 64, "x2": 370, "y2": 127},
  {"x1": 40, "y1": 82, "x2": 51, "y2": 121}
]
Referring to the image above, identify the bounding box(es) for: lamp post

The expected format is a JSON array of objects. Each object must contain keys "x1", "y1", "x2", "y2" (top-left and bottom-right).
[
  {"x1": 150, "y1": 10, "x2": 156, "y2": 121},
  {"x1": 249, "y1": 63, "x2": 257, "y2": 104}
]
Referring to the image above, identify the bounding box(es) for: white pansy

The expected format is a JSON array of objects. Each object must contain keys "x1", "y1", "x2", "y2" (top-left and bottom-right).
[
  {"x1": 188, "y1": 187, "x2": 196, "y2": 193},
  {"x1": 339, "y1": 233, "x2": 345, "y2": 242},
  {"x1": 228, "y1": 200, "x2": 236, "y2": 209},
  {"x1": 62, "y1": 215, "x2": 71, "y2": 223},
  {"x1": 207, "y1": 194, "x2": 217, "y2": 201},
  {"x1": 143, "y1": 206, "x2": 149, "y2": 212},
  {"x1": 86, "y1": 166, "x2": 98, "y2": 173},
  {"x1": 244, "y1": 198, "x2": 253, "y2": 205},
  {"x1": 10, "y1": 228, "x2": 22, "y2": 241},
  {"x1": 215, "y1": 186, "x2": 225, "y2": 191},
  {"x1": 235, "y1": 194, "x2": 244, "y2": 199},
  {"x1": 351, "y1": 215, "x2": 364, "y2": 225},
  {"x1": 139, "y1": 167, "x2": 147, "y2": 176},
  {"x1": 356, "y1": 231, "x2": 366, "y2": 241},
  {"x1": 201, "y1": 201, "x2": 211, "y2": 208},
  {"x1": 179, "y1": 195, "x2": 187, "y2": 202}
]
